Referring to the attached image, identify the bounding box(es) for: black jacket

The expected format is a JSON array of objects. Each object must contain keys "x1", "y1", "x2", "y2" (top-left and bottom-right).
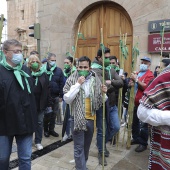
[
  {"x1": 32, "y1": 72, "x2": 51, "y2": 111},
  {"x1": 0, "y1": 65, "x2": 37, "y2": 136},
  {"x1": 47, "y1": 64, "x2": 64, "y2": 98},
  {"x1": 92, "y1": 58, "x2": 123, "y2": 107}
]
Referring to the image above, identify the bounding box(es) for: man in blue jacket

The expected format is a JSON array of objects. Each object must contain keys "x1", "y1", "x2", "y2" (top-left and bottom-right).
[{"x1": 43, "y1": 53, "x2": 64, "y2": 137}]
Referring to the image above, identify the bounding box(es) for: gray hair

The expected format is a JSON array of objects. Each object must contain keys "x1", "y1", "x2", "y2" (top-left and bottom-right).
[
  {"x1": 47, "y1": 52, "x2": 56, "y2": 60},
  {"x1": 3, "y1": 39, "x2": 22, "y2": 51}
]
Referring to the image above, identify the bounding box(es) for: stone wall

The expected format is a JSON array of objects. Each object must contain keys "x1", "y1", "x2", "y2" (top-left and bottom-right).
[
  {"x1": 7, "y1": 0, "x2": 37, "y2": 57},
  {"x1": 7, "y1": 0, "x2": 170, "y2": 71}
]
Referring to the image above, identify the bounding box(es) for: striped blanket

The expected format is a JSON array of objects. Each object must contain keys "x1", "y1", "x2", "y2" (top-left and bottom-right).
[{"x1": 140, "y1": 67, "x2": 170, "y2": 170}]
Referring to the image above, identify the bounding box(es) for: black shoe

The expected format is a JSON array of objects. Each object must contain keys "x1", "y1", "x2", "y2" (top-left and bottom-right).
[
  {"x1": 135, "y1": 144, "x2": 147, "y2": 152},
  {"x1": 105, "y1": 148, "x2": 110, "y2": 157},
  {"x1": 44, "y1": 131, "x2": 50, "y2": 137},
  {"x1": 131, "y1": 139, "x2": 139, "y2": 145},
  {"x1": 49, "y1": 131, "x2": 59, "y2": 137},
  {"x1": 98, "y1": 153, "x2": 107, "y2": 166}
]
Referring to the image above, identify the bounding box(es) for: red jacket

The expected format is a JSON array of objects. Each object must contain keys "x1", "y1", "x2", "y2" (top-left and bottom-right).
[{"x1": 135, "y1": 70, "x2": 154, "y2": 106}]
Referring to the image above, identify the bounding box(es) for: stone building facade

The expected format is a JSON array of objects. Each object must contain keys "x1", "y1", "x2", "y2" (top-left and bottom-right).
[{"x1": 7, "y1": 0, "x2": 170, "y2": 72}]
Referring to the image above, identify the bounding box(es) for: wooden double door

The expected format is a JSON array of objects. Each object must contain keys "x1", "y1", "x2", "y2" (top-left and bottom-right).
[{"x1": 75, "y1": 2, "x2": 133, "y2": 73}]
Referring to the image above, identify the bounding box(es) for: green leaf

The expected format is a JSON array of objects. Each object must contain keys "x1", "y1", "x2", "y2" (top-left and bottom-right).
[
  {"x1": 78, "y1": 33, "x2": 85, "y2": 40},
  {"x1": 100, "y1": 43, "x2": 105, "y2": 53},
  {"x1": 66, "y1": 52, "x2": 73, "y2": 57}
]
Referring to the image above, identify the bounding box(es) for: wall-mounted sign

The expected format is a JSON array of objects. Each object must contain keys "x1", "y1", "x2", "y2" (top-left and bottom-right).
[
  {"x1": 148, "y1": 19, "x2": 170, "y2": 33},
  {"x1": 148, "y1": 33, "x2": 170, "y2": 53}
]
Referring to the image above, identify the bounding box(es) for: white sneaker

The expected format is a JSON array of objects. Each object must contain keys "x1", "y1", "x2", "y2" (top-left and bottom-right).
[
  {"x1": 62, "y1": 134, "x2": 68, "y2": 141},
  {"x1": 35, "y1": 143, "x2": 43, "y2": 150}
]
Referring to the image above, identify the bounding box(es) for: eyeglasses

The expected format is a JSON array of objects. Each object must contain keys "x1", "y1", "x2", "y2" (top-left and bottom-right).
[{"x1": 7, "y1": 50, "x2": 23, "y2": 54}]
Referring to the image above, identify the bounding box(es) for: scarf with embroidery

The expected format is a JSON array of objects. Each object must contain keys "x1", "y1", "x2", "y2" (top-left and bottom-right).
[
  {"x1": 0, "y1": 56, "x2": 31, "y2": 93},
  {"x1": 63, "y1": 70, "x2": 103, "y2": 131}
]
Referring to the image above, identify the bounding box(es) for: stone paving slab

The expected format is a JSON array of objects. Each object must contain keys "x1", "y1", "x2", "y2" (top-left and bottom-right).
[{"x1": 11, "y1": 125, "x2": 150, "y2": 170}]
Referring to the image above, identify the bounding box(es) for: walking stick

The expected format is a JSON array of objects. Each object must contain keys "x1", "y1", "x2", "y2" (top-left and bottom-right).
[
  {"x1": 100, "y1": 28, "x2": 106, "y2": 170},
  {"x1": 126, "y1": 37, "x2": 139, "y2": 149}
]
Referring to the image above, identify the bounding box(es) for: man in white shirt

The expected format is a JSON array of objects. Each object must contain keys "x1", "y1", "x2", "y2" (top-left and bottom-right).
[{"x1": 63, "y1": 56, "x2": 107, "y2": 170}]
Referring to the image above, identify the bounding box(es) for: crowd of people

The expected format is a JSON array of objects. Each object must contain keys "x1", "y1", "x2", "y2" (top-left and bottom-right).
[{"x1": 0, "y1": 39, "x2": 170, "y2": 170}]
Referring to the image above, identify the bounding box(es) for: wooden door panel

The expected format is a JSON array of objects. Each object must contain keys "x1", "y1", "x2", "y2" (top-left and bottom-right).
[
  {"x1": 77, "y1": 45, "x2": 98, "y2": 61},
  {"x1": 76, "y1": 3, "x2": 133, "y2": 73}
]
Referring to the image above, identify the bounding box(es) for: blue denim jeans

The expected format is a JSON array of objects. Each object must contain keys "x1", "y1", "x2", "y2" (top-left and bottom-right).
[
  {"x1": 70, "y1": 118, "x2": 94, "y2": 170},
  {"x1": 96, "y1": 106, "x2": 107, "y2": 153},
  {"x1": 107, "y1": 105, "x2": 120, "y2": 141},
  {"x1": 0, "y1": 134, "x2": 33, "y2": 170},
  {"x1": 35, "y1": 110, "x2": 45, "y2": 144}
]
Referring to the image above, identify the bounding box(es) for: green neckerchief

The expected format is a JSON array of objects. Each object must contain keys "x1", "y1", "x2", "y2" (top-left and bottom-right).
[
  {"x1": 0, "y1": 56, "x2": 31, "y2": 93},
  {"x1": 91, "y1": 62, "x2": 103, "y2": 69},
  {"x1": 91, "y1": 62, "x2": 112, "y2": 80},
  {"x1": 46, "y1": 64, "x2": 57, "y2": 81},
  {"x1": 31, "y1": 67, "x2": 45, "y2": 86},
  {"x1": 105, "y1": 66, "x2": 112, "y2": 80},
  {"x1": 63, "y1": 66, "x2": 76, "y2": 78}
]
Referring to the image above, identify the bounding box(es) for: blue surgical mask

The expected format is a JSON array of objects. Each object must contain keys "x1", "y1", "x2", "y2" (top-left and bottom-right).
[
  {"x1": 49, "y1": 61, "x2": 56, "y2": 66},
  {"x1": 11, "y1": 53, "x2": 23, "y2": 65},
  {"x1": 140, "y1": 64, "x2": 148, "y2": 72}
]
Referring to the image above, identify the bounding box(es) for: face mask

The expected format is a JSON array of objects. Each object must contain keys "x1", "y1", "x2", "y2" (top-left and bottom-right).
[
  {"x1": 64, "y1": 64, "x2": 70, "y2": 69},
  {"x1": 78, "y1": 70, "x2": 89, "y2": 77},
  {"x1": 104, "y1": 58, "x2": 110, "y2": 67},
  {"x1": 140, "y1": 64, "x2": 148, "y2": 72},
  {"x1": 11, "y1": 53, "x2": 23, "y2": 65},
  {"x1": 49, "y1": 61, "x2": 56, "y2": 66},
  {"x1": 31, "y1": 62, "x2": 39, "y2": 70},
  {"x1": 110, "y1": 64, "x2": 117, "y2": 69}
]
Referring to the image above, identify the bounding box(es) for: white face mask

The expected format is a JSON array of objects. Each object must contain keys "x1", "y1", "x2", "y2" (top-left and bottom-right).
[
  {"x1": 11, "y1": 53, "x2": 23, "y2": 65},
  {"x1": 140, "y1": 64, "x2": 148, "y2": 72},
  {"x1": 49, "y1": 61, "x2": 56, "y2": 66}
]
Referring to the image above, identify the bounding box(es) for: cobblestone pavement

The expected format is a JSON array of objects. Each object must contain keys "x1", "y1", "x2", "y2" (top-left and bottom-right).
[{"x1": 11, "y1": 124, "x2": 149, "y2": 170}]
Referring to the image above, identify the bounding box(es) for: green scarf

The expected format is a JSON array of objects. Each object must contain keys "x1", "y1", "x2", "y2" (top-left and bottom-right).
[
  {"x1": 46, "y1": 64, "x2": 57, "y2": 81},
  {"x1": 0, "y1": 56, "x2": 31, "y2": 93},
  {"x1": 91, "y1": 62, "x2": 112, "y2": 80},
  {"x1": 63, "y1": 66, "x2": 76, "y2": 78},
  {"x1": 31, "y1": 67, "x2": 45, "y2": 86}
]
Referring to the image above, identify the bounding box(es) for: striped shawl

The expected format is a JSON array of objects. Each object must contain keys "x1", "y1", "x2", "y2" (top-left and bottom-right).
[
  {"x1": 140, "y1": 67, "x2": 170, "y2": 170},
  {"x1": 63, "y1": 71, "x2": 103, "y2": 131}
]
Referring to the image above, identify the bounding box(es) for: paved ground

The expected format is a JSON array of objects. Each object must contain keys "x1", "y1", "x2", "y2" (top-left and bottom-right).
[{"x1": 11, "y1": 124, "x2": 149, "y2": 170}]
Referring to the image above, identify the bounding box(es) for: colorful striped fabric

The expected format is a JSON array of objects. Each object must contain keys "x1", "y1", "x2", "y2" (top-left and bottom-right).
[{"x1": 140, "y1": 67, "x2": 170, "y2": 170}]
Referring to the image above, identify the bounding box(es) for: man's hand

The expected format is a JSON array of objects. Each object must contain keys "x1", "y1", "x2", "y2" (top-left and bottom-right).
[
  {"x1": 121, "y1": 75, "x2": 125, "y2": 80},
  {"x1": 130, "y1": 73, "x2": 137, "y2": 82},
  {"x1": 77, "y1": 76, "x2": 85, "y2": 85},
  {"x1": 101, "y1": 85, "x2": 107, "y2": 93},
  {"x1": 129, "y1": 79, "x2": 135, "y2": 87},
  {"x1": 105, "y1": 80, "x2": 111, "y2": 85}
]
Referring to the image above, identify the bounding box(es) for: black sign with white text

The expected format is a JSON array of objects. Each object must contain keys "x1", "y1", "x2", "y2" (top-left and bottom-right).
[{"x1": 148, "y1": 19, "x2": 170, "y2": 33}]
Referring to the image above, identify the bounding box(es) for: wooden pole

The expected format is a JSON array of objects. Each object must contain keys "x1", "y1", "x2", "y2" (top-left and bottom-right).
[
  {"x1": 160, "y1": 21, "x2": 165, "y2": 68},
  {"x1": 0, "y1": 14, "x2": 4, "y2": 44},
  {"x1": 100, "y1": 28, "x2": 106, "y2": 170},
  {"x1": 72, "y1": 21, "x2": 81, "y2": 66},
  {"x1": 126, "y1": 36, "x2": 139, "y2": 149}
]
